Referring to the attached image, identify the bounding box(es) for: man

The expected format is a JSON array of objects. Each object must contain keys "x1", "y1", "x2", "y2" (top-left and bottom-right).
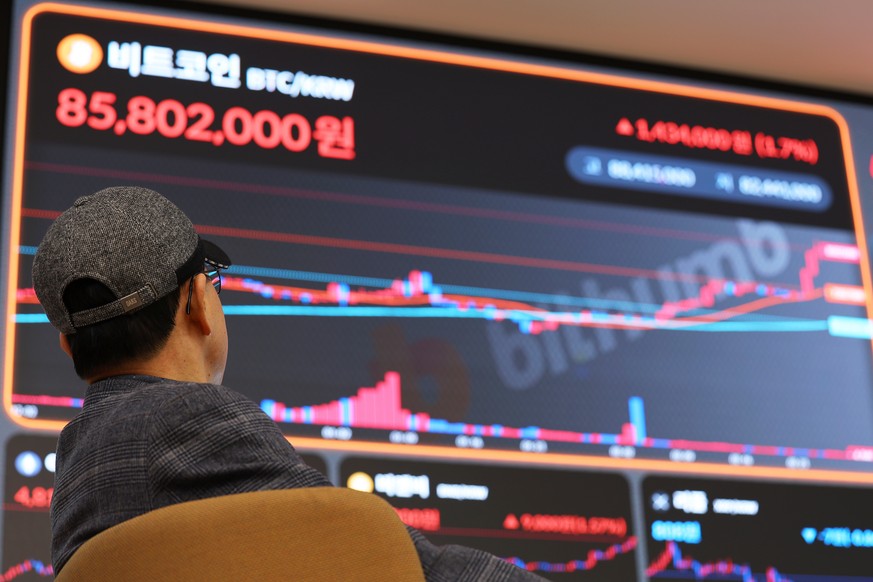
[{"x1": 34, "y1": 186, "x2": 543, "y2": 580}]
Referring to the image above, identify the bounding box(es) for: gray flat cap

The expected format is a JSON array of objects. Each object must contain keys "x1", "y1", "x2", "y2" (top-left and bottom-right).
[{"x1": 32, "y1": 186, "x2": 230, "y2": 334}]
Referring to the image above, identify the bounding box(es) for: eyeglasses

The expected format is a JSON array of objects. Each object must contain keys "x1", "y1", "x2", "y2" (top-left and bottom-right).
[
  {"x1": 204, "y1": 267, "x2": 222, "y2": 294},
  {"x1": 185, "y1": 263, "x2": 223, "y2": 315}
]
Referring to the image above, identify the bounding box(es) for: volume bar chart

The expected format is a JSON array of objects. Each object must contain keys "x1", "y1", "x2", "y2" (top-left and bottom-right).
[
  {"x1": 263, "y1": 372, "x2": 410, "y2": 431},
  {"x1": 260, "y1": 373, "x2": 871, "y2": 464},
  {"x1": 262, "y1": 371, "x2": 637, "y2": 442}
]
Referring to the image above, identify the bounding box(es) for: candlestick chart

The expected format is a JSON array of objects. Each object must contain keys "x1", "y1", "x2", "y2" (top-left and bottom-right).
[{"x1": 9, "y1": 150, "x2": 873, "y2": 472}]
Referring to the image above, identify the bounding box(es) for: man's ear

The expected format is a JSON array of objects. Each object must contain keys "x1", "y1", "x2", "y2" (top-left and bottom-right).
[
  {"x1": 59, "y1": 332, "x2": 73, "y2": 359},
  {"x1": 184, "y1": 275, "x2": 213, "y2": 337}
]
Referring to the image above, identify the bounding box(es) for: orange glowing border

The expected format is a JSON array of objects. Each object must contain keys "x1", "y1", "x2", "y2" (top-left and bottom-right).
[{"x1": 5, "y1": 2, "x2": 872, "y2": 485}]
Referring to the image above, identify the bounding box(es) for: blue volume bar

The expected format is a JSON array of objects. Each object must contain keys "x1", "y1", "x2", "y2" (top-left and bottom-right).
[
  {"x1": 827, "y1": 316, "x2": 873, "y2": 339},
  {"x1": 629, "y1": 397, "x2": 646, "y2": 443},
  {"x1": 566, "y1": 146, "x2": 832, "y2": 212}
]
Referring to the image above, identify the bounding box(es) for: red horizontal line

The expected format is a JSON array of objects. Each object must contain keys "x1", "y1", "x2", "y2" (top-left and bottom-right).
[
  {"x1": 196, "y1": 223, "x2": 704, "y2": 281},
  {"x1": 16, "y1": 208, "x2": 784, "y2": 284},
  {"x1": 20, "y1": 208, "x2": 60, "y2": 220},
  {"x1": 21, "y1": 207, "x2": 707, "y2": 280},
  {"x1": 25, "y1": 206, "x2": 690, "y2": 279},
  {"x1": 23, "y1": 160, "x2": 801, "y2": 249}
]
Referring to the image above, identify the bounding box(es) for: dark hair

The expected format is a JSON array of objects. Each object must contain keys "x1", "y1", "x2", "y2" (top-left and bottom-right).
[{"x1": 62, "y1": 279, "x2": 181, "y2": 380}]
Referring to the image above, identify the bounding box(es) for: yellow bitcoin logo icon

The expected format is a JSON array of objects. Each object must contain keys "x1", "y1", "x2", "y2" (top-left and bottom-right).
[{"x1": 57, "y1": 34, "x2": 103, "y2": 74}]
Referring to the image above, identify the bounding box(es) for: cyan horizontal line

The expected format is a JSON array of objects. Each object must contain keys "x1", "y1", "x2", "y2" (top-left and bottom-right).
[
  {"x1": 15, "y1": 314, "x2": 49, "y2": 323},
  {"x1": 828, "y1": 316, "x2": 873, "y2": 339},
  {"x1": 12, "y1": 307, "x2": 835, "y2": 334}
]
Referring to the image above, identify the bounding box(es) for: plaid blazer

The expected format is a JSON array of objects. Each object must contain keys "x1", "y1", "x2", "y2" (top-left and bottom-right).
[{"x1": 51, "y1": 375, "x2": 541, "y2": 581}]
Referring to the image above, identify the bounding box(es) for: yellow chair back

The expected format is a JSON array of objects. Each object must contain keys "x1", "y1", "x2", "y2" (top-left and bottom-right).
[{"x1": 56, "y1": 487, "x2": 426, "y2": 581}]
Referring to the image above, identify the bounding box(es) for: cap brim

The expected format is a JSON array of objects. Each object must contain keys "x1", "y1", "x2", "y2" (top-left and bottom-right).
[{"x1": 202, "y1": 238, "x2": 231, "y2": 269}]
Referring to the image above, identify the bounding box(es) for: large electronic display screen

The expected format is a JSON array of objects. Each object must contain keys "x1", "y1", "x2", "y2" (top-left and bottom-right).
[{"x1": 3, "y1": 1, "x2": 873, "y2": 579}]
